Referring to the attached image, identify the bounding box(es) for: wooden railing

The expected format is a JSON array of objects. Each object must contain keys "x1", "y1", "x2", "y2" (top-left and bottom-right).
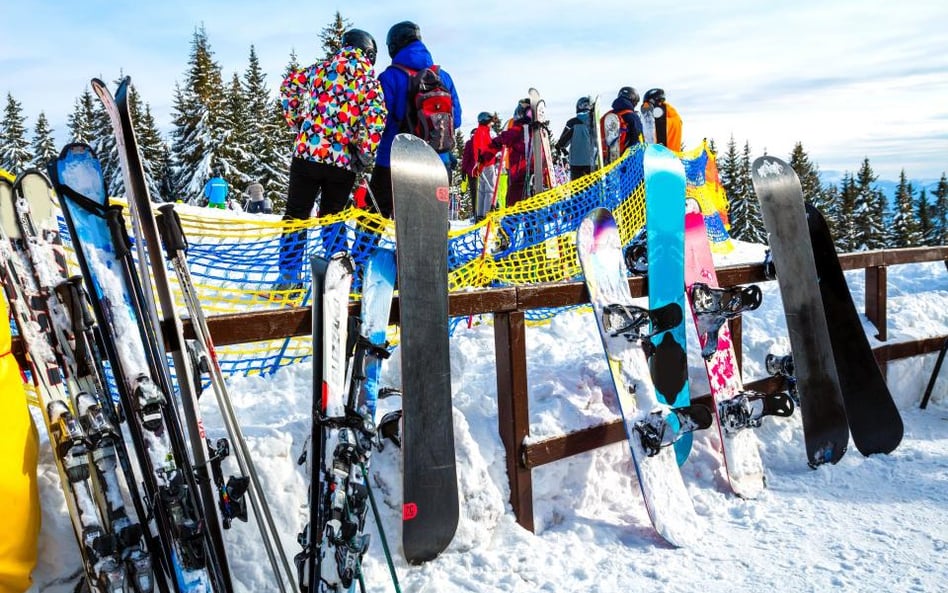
[{"x1": 11, "y1": 245, "x2": 947, "y2": 532}]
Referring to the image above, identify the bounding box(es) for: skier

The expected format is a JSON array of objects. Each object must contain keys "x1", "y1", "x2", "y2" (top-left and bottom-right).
[
  {"x1": 609, "y1": 86, "x2": 645, "y2": 157},
  {"x1": 0, "y1": 296, "x2": 39, "y2": 593},
  {"x1": 277, "y1": 28, "x2": 387, "y2": 292},
  {"x1": 471, "y1": 111, "x2": 500, "y2": 222},
  {"x1": 489, "y1": 98, "x2": 531, "y2": 207},
  {"x1": 368, "y1": 20, "x2": 462, "y2": 218},
  {"x1": 243, "y1": 178, "x2": 270, "y2": 213},
  {"x1": 203, "y1": 168, "x2": 229, "y2": 209},
  {"x1": 556, "y1": 96, "x2": 598, "y2": 181},
  {"x1": 642, "y1": 88, "x2": 682, "y2": 152}
]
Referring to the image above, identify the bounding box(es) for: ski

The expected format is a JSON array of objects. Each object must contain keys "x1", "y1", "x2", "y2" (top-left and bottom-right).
[
  {"x1": 643, "y1": 144, "x2": 691, "y2": 465},
  {"x1": 391, "y1": 134, "x2": 459, "y2": 564},
  {"x1": 684, "y1": 206, "x2": 781, "y2": 497},
  {"x1": 50, "y1": 143, "x2": 226, "y2": 592},
  {"x1": 527, "y1": 88, "x2": 556, "y2": 195},
  {"x1": 297, "y1": 252, "x2": 374, "y2": 593},
  {"x1": 93, "y1": 77, "x2": 241, "y2": 590},
  {"x1": 577, "y1": 206, "x2": 704, "y2": 547},
  {"x1": 752, "y1": 156, "x2": 849, "y2": 468},
  {"x1": 4, "y1": 170, "x2": 159, "y2": 592}
]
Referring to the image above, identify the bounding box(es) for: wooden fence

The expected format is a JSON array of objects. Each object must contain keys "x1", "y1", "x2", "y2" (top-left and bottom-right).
[{"x1": 11, "y1": 245, "x2": 947, "y2": 532}]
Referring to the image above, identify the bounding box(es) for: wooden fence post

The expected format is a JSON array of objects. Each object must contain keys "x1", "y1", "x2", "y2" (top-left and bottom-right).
[{"x1": 494, "y1": 309, "x2": 534, "y2": 532}]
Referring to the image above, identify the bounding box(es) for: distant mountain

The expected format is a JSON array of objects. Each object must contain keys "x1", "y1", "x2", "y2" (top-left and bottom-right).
[{"x1": 819, "y1": 170, "x2": 942, "y2": 203}]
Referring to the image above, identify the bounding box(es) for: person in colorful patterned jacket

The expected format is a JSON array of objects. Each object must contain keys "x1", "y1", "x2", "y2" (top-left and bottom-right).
[{"x1": 277, "y1": 28, "x2": 387, "y2": 290}]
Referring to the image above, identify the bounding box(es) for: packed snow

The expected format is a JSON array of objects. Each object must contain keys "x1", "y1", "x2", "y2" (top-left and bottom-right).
[{"x1": 28, "y1": 240, "x2": 948, "y2": 593}]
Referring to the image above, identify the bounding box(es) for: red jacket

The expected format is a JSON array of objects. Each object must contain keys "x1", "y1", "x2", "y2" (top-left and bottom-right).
[
  {"x1": 472, "y1": 122, "x2": 497, "y2": 175},
  {"x1": 490, "y1": 120, "x2": 527, "y2": 183}
]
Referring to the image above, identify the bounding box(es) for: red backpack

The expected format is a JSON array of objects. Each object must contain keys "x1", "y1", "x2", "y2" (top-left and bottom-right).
[{"x1": 395, "y1": 64, "x2": 456, "y2": 153}]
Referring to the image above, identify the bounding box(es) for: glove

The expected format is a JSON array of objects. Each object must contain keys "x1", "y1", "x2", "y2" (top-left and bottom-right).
[{"x1": 348, "y1": 144, "x2": 372, "y2": 173}]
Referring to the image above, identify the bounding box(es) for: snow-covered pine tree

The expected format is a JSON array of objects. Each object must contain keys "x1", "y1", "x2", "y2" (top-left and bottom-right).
[
  {"x1": 67, "y1": 90, "x2": 98, "y2": 145},
  {"x1": 319, "y1": 11, "x2": 351, "y2": 61},
  {"x1": 832, "y1": 173, "x2": 859, "y2": 252},
  {"x1": 244, "y1": 45, "x2": 289, "y2": 210},
  {"x1": 916, "y1": 188, "x2": 935, "y2": 247},
  {"x1": 720, "y1": 137, "x2": 764, "y2": 243},
  {"x1": 170, "y1": 25, "x2": 226, "y2": 202},
  {"x1": 0, "y1": 93, "x2": 34, "y2": 174},
  {"x1": 789, "y1": 142, "x2": 835, "y2": 234},
  {"x1": 890, "y1": 171, "x2": 921, "y2": 248},
  {"x1": 851, "y1": 158, "x2": 886, "y2": 250},
  {"x1": 217, "y1": 71, "x2": 253, "y2": 193},
  {"x1": 129, "y1": 85, "x2": 174, "y2": 202},
  {"x1": 932, "y1": 174, "x2": 948, "y2": 245},
  {"x1": 31, "y1": 112, "x2": 57, "y2": 170}
]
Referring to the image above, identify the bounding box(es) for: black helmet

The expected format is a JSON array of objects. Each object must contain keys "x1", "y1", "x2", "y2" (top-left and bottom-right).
[
  {"x1": 618, "y1": 86, "x2": 640, "y2": 106},
  {"x1": 477, "y1": 111, "x2": 494, "y2": 125},
  {"x1": 514, "y1": 98, "x2": 531, "y2": 120},
  {"x1": 386, "y1": 21, "x2": 421, "y2": 58},
  {"x1": 342, "y1": 29, "x2": 378, "y2": 65},
  {"x1": 643, "y1": 88, "x2": 665, "y2": 105},
  {"x1": 576, "y1": 96, "x2": 592, "y2": 113}
]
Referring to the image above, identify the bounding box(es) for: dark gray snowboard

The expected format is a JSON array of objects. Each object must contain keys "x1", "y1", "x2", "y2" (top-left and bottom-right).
[
  {"x1": 391, "y1": 133, "x2": 459, "y2": 564},
  {"x1": 806, "y1": 203, "x2": 903, "y2": 455},
  {"x1": 752, "y1": 156, "x2": 848, "y2": 467}
]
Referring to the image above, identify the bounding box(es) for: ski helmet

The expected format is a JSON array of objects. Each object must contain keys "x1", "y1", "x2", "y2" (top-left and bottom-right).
[
  {"x1": 342, "y1": 29, "x2": 378, "y2": 65},
  {"x1": 618, "y1": 86, "x2": 640, "y2": 106},
  {"x1": 386, "y1": 21, "x2": 421, "y2": 58},
  {"x1": 576, "y1": 96, "x2": 592, "y2": 113},
  {"x1": 643, "y1": 88, "x2": 665, "y2": 106},
  {"x1": 477, "y1": 111, "x2": 494, "y2": 125},
  {"x1": 514, "y1": 98, "x2": 532, "y2": 121}
]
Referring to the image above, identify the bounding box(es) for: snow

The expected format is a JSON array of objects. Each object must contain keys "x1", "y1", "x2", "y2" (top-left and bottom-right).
[{"x1": 27, "y1": 241, "x2": 948, "y2": 593}]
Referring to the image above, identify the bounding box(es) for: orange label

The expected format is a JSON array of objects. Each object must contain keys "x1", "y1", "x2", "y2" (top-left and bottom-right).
[{"x1": 436, "y1": 187, "x2": 449, "y2": 203}]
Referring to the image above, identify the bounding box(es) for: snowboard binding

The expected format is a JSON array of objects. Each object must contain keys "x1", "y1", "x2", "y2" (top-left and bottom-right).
[
  {"x1": 622, "y1": 229, "x2": 648, "y2": 276},
  {"x1": 765, "y1": 353, "x2": 799, "y2": 405},
  {"x1": 634, "y1": 404, "x2": 713, "y2": 457},
  {"x1": 602, "y1": 302, "x2": 683, "y2": 351},
  {"x1": 718, "y1": 391, "x2": 795, "y2": 434},
  {"x1": 691, "y1": 283, "x2": 763, "y2": 359}
]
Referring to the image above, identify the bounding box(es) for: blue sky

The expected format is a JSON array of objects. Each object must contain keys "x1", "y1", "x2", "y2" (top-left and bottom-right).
[{"x1": 2, "y1": 0, "x2": 946, "y2": 181}]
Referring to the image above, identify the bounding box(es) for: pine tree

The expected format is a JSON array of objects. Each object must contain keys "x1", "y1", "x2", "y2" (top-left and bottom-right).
[
  {"x1": 890, "y1": 171, "x2": 921, "y2": 247},
  {"x1": 91, "y1": 78, "x2": 122, "y2": 197},
  {"x1": 319, "y1": 11, "x2": 351, "y2": 60},
  {"x1": 917, "y1": 188, "x2": 934, "y2": 246},
  {"x1": 217, "y1": 71, "x2": 253, "y2": 191},
  {"x1": 244, "y1": 45, "x2": 289, "y2": 208},
  {"x1": 788, "y1": 142, "x2": 835, "y2": 233},
  {"x1": 129, "y1": 85, "x2": 173, "y2": 202},
  {"x1": 0, "y1": 93, "x2": 34, "y2": 174},
  {"x1": 721, "y1": 139, "x2": 764, "y2": 243},
  {"x1": 170, "y1": 25, "x2": 226, "y2": 201},
  {"x1": 851, "y1": 158, "x2": 884, "y2": 250},
  {"x1": 31, "y1": 112, "x2": 58, "y2": 170},
  {"x1": 67, "y1": 90, "x2": 99, "y2": 144},
  {"x1": 830, "y1": 174, "x2": 859, "y2": 251},
  {"x1": 932, "y1": 174, "x2": 948, "y2": 245}
]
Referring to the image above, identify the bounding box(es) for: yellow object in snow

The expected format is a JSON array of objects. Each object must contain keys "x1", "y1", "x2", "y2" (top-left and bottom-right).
[{"x1": 0, "y1": 293, "x2": 40, "y2": 593}]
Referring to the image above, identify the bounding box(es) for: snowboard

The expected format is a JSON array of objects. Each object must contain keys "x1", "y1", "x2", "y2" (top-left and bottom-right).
[
  {"x1": 684, "y1": 206, "x2": 767, "y2": 497},
  {"x1": 806, "y1": 203, "x2": 903, "y2": 455},
  {"x1": 601, "y1": 112, "x2": 621, "y2": 164},
  {"x1": 390, "y1": 134, "x2": 459, "y2": 563},
  {"x1": 527, "y1": 87, "x2": 555, "y2": 196},
  {"x1": 578, "y1": 206, "x2": 703, "y2": 547},
  {"x1": 590, "y1": 95, "x2": 604, "y2": 171},
  {"x1": 752, "y1": 156, "x2": 849, "y2": 467},
  {"x1": 640, "y1": 104, "x2": 657, "y2": 145},
  {"x1": 642, "y1": 145, "x2": 691, "y2": 465}
]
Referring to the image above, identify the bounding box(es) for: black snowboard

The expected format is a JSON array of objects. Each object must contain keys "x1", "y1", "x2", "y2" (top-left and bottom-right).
[
  {"x1": 806, "y1": 203, "x2": 903, "y2": 455},
  {"x1": 391, "y1": 133, "x2": 459, "y2": 563},
  {"x1": 752, "y1": 156, "x2": 849, "y2": 467}
]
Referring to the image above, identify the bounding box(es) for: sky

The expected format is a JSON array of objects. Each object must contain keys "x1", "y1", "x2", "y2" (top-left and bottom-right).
[
  {"x1": 25, "y1": 222, "x2": 948, "y2": 590},
  {"x1": 1, "y1": 0, "x2": 947, "y2": 181}
]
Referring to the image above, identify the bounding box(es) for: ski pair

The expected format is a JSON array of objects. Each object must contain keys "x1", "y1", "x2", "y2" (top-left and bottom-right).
[
  {"x1": 0, "y1": 173, "x2": 154, "y2": 592},
  {"x1": 297, "y1": 248, "x2": 396, "y2": 593}
]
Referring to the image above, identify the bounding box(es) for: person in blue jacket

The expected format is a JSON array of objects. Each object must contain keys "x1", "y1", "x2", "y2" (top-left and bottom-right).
[
  {"x1": 368, "y1": 21, "x2": 462, "y2": 218},
  {"x1": 203, "y1": 168, "x2": 229, "y2": 209}
]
